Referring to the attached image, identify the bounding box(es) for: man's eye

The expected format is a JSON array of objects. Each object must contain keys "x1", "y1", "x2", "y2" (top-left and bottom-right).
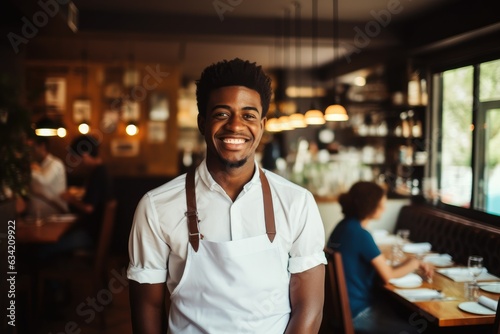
[
  {"x1": 213, "y1": 112, "x2": 229, "y2": 118},
  {"x1": 244, "y1": 113, "x2": 257, "y2": 120}
]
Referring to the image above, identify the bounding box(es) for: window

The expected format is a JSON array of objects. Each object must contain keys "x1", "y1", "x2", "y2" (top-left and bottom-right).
[{"x1": 436, "y1": 59, "x2": 500, "y2": 217}]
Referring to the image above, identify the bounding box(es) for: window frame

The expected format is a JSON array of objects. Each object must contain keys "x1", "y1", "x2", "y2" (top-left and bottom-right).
[{"x1": 429, "y1": 59, "x2": 500, "y2": 227}]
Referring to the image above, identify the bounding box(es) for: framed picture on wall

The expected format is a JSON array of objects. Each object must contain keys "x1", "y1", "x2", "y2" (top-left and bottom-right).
[
  {"x1": 45, "y1": 77, "x2": 66, "y2": 112},
  {"x1": 149, "y1": 92, "x2": 169, "y2": 121},
  {"x1": 73, "y1": 99, "x2": 91, "y2": 123}
]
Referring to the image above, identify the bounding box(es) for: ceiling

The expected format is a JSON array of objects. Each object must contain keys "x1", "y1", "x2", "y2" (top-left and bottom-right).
[{"x1": 3, "y1": 0, "x2": 465, "y2": 82}]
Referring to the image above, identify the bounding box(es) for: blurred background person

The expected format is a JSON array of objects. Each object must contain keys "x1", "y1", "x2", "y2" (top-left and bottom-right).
[
  {"x1": 327, "y1": 181, "x2": 433, "y2": 334},
  {"x1": 27, "y1": 135, "x2": 68, "y2": 219},
  {"x1": 39, "y1": 134, "x2": 114, "y2": 259}
]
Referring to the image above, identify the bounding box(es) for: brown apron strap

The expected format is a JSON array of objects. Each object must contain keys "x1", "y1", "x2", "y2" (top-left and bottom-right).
[
  {"x1": 185, "y1": 169, "x2": 202, "y2": 252},
  {"x1": 185, "y1": 168, "x2": 277, "y2": 252},
  {"x1": 259, "y1": 169, "x2": 276, "y2": 243}
]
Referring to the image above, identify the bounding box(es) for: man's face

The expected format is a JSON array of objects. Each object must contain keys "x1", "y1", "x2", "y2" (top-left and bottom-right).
[{"x1": 198, "y1": 85, "x2": 266, "y2": 170}]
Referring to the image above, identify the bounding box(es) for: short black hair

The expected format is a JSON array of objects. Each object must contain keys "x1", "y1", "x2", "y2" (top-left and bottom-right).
[
  {"x1": 70, "y1": 135, "x2": 99, "y2": 157},
  {"x1": 195, "y1": 58, "x2": 272, "y2": 117}
]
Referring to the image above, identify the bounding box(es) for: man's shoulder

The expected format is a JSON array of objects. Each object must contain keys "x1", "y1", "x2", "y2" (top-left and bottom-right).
[{"x1": 145, "y1": 173, "x2": 187, "y2": 201}]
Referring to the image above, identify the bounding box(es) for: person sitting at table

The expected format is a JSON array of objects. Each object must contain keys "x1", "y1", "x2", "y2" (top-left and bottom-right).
[
  {"x1": 327, "y1": 181, "x2": 434, "y2": 334},
  {"x1": 26, "y1": 135, "x2": 69, "y2": 218},
  {"x1": 40, "y1": 134, "x2": 113, "y2": 258}
]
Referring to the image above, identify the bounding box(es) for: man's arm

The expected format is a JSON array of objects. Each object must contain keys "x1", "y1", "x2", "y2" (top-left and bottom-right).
[
  {"x1": 129, "y1": 281, "x2": 167, "y2": 334},
  {"x1": 285, "y1": 264, "x2": 325, "y2": 334}
]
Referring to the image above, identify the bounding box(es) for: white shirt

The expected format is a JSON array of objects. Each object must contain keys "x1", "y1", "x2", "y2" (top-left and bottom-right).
[
  {"x1": 30, "y1": 153, "x2": 68, "y2": 215},
  {"x1": 128, "y1": 160, "x2": 326, "y2": 293}
]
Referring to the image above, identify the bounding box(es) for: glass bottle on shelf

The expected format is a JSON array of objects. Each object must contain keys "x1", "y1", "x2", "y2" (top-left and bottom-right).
[
  {"x1": 400, "y1": 112, "x2": 411, "y2": 138},
  {"x1": 407, "y1": 71, "x2": 421, "y2": 106}
]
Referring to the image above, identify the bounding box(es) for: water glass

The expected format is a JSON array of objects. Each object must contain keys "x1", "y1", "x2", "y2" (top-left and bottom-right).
[
  {"x1": 467, "y1": 255, "x2": 484, "y2": 284},
  {"x1": 464, "y1": 282, "x2": 479, "y2": 301},
  {"x1": 396, "y1": 229, "x2": 410, "y2": 244}
]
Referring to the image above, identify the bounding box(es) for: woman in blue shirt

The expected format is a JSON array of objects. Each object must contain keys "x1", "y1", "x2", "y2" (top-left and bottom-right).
[{"x1": 327, "y1": 181, "x2": 433, "y2": 334}]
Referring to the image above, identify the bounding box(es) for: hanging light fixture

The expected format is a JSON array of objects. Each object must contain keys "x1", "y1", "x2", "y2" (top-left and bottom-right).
[
  {"x1": 325, "y1": 0, "x2": 348, "y2": 122},
  {"x1": 265, "y1": 118, "x2": 282, "y2": 132},
  {"x1": 304, "y1": 109, "x2": 326, "y2": 125},
  {"x1": 287, "y1": 1, "x2": 307, "y2": 129},
  {"x1": 305, "y1": 0, "x2": 325, "y2": 126},
  {"x1": 78, "y1": 121, "x2": 90, "y2": 134},
  {"x1": 289, "y1": 113, "x2": 307, "y2": 128},
  {"x1": 126, "y1": 122, "x2": 139, "y2": 136},
  {"x1": 34, "y1": 116, "x2": 66, "y2": 137}
]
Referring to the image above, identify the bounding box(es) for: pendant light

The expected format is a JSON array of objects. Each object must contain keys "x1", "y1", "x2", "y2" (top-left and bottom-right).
[
  {"x1": 324, "y1": 0, "x2": 348, "y2": 122},
  {"x1": 266, "y1": 12, "x2": 288, "y2": 133},
  {"x1": 304, "y1": 0, "x2": 325, "y2": 125},
  {"x1": 34, "y1": 115, "x2": 66, "y2": 137},
  {"x1": 288, "y1": 1, "x2": 308, "y2": 129},
  {"x1": 76, "y1": 49, "x2": 91, "y2": 134}
]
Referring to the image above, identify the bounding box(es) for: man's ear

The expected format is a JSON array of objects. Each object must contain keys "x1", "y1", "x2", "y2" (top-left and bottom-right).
[{"x1": 197, "y1": 115, "x2": 205, "y2": 135}]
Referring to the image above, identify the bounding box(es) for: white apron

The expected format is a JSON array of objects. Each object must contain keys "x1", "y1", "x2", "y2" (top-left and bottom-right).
[{"x1": 168, "y1": 169, "x2": 291, "y2": 333}]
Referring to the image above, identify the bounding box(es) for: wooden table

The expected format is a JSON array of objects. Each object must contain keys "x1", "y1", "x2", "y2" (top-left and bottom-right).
[
  {"x1": 16, "y1": 216, "x2": 77, "y2": 244},
  {"x1": 380, "y1": 244, "x2": 499, "y2": 327}
]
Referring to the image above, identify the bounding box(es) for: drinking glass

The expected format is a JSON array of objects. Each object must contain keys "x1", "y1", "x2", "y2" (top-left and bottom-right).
[
  {"x1": 467, "y1": 255, "x2": 484, "y2": 285},
  {"x1": 396, "y1": 229, "x2": 410, "y2": 244}
]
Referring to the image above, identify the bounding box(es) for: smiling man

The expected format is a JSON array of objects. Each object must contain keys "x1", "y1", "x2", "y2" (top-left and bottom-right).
[{"x1": 127, "y1": 58, "x2": 326, "y2": 334}]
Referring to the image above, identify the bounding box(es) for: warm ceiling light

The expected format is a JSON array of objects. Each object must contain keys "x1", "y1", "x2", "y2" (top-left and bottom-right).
[
  {"x1": 126, "y1": 123, "x2": 139, "y2": 136},
  {"x1": 34, "y1": 117, "x2": 65, "y2": 137},
  {"x1": 35, "y1": 128, "x2": 57, "y2": 136},
  {"x1": 325, "y1": 104, "x2": 349, "y2": 121},
  {"x1": 78, "y1": 122, "x2": 90, "y2": 134},
  {"x1": 278, "y1": 116, "x2": 293, "y2": 131},
  {"x1": 304, "y1": 109, "x2": 325, "y2": 125},
  {"x1": 265, "y1": 118, "x2": 282, "y2": 132},
  {"x1": 289, "y1": 113, "x2": 307, "y2": 128},
  {"x1": 57, "y1": 127, "x2": 67, "y2": 138}
]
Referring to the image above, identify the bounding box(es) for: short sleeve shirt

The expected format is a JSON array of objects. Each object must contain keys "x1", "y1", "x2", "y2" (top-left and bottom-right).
[
  {"x1": 127, "y1": 160, "x2": 327, "y2": 293},
  {"x1": 327, "y1": 217, "x2": 381, "y2": 317}
]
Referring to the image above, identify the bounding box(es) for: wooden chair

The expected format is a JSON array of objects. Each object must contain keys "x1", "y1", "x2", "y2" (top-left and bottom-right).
[
  {"x1": 322, "y1": 247, "x2": 355, "y2": 334},
  {"x1": 494, "y1": 301, "x2": 500, "y2": 334},
  {"x1": 37, "y1": 199, "x2": 117, "y2": 329}
]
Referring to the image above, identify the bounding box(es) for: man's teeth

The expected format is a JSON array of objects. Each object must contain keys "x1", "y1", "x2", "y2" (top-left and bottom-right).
[{"x1": 223, "y1": 138, "x2": 245, "y2": 144}]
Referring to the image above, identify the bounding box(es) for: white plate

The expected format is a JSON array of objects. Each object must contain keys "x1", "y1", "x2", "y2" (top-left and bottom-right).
[
  {"x1": 458, "y1": 302, "x2": 496, "y2": 315},
  {"x1": 479, "y1": 283, "x2": 500, "y2": 294}
]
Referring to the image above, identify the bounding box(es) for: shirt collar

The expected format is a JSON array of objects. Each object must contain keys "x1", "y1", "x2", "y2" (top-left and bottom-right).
[{"x1": 198, "y1": 159, "x2": 261, "y2": 195}]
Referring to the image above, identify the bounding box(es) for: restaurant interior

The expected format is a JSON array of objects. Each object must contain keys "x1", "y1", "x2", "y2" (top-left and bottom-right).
[{"x1": 1, "y1": 0, "x2": 500, "y2": 333}]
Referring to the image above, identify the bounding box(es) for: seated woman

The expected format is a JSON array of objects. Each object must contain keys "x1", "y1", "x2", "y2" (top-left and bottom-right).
[{"x1": 327, "y1": 181, "x2": 433, "y2": 334}]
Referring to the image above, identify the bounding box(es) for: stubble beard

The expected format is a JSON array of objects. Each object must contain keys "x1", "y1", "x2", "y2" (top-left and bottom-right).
[{"x1": 218, "y1": 155, "x2": 248, "y2": 169}]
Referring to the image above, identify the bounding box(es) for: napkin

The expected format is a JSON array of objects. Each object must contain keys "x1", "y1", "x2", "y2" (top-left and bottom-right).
[
  {"x1": 423, "y1": 253, "x2": 451, "y2": 261},
  {"x1": 394, "y1": 288, "x2": 443, "y2": 301},
  {"x1": 478, "y1": 296, "x2": 498, "y2": 311},
  {"x1": 423, "y1": 254, "x2": 453, "y2": 266},
  {"x1": 437, "y1": 267, "x2": 500, "y2": 282},
  {"x1": 389, "y1": 273, "x2": 423, "y2": 287},
  {"x1": 402, "y1": 242, "x2": 432, "y2": 254}
]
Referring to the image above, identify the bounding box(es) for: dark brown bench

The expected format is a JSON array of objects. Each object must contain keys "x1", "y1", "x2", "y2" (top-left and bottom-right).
[{"x1": 394, "y1": 205, "x2": 500, "y2": 277}]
